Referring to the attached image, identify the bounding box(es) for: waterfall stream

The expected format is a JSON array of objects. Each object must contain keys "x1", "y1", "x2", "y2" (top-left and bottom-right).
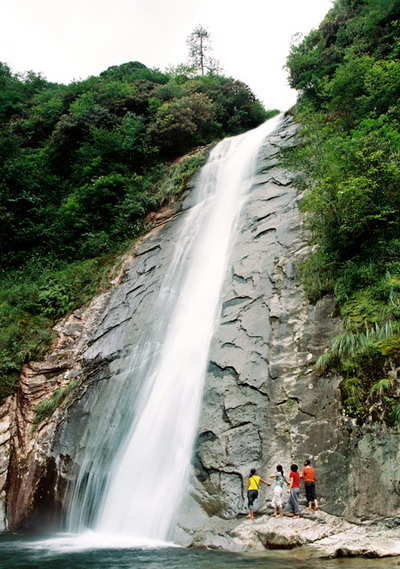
[{"x1": 66, "y1": 114, "x2": 282, "y2": 543}]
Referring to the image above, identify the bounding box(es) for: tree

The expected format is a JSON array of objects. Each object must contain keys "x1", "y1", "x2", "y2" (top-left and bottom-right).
[
  {"x1": 147, "y1": 92, "x2": 215, "y2": 155},
  {"x1": 186, "y1": 25, "x2": 221, "y2": 76}
]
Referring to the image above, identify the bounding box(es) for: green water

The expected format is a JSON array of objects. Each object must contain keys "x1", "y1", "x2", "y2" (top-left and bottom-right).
[{"x1": 1, "y1": 534, "x2": 399, "y2": 569}]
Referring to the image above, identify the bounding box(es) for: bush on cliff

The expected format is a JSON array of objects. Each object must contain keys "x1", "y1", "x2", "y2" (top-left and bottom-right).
[{"x1": 286, "y1": 0, "x2": 400, "y2": 424}]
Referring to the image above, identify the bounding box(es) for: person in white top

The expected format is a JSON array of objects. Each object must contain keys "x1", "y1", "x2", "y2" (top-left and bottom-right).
[{"x1": 270, "y1": 464, "x2": 289, "y2": 517}]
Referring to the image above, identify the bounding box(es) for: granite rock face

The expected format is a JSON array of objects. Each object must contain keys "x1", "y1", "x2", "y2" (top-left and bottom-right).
[{"x1": 1, "y1": 116, "x2": 399, "y2": 557}]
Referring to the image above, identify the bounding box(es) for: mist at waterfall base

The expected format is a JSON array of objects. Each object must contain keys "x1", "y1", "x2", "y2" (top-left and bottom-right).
[{"x1": 1, "y1": 534, "x2": 399, "y2": 569}]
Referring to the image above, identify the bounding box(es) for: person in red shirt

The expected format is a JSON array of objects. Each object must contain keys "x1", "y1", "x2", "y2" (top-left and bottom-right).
[
  {"x1": 302, "y1": 459, "x2": 319, "y2": 511},
  {"x1": 286, "y1": 464, "x2": 301, "y2": 518}
]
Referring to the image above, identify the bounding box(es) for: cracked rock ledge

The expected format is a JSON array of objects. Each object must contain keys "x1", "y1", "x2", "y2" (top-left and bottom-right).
[{"x1": 179, "y1": 510, "x2": 400, "y2": 558}]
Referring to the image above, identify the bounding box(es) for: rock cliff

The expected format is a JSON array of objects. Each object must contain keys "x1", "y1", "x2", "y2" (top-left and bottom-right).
[
  {"x1": 1, "y1": 115, "x2": 399, "y2": 556},
  {"x1": 176, "y1": 119, "x2": 400, "y2": 537}
]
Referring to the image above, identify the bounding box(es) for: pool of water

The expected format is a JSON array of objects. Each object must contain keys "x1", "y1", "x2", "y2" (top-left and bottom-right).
[{"x1": 1, "y1": 533, "x2": 399, "y2": 569}]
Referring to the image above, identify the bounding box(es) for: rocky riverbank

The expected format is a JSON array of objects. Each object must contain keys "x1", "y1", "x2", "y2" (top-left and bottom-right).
[{"x1": 181, "y1": 510, "x2": 400, "y2": 558}]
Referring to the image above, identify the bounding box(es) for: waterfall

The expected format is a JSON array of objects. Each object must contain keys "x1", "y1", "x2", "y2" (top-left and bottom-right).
[{"x1": 66, "y1": 114, "x2": 282, "y2": 543}]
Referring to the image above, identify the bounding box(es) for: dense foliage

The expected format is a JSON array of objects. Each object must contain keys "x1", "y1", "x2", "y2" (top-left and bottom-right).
[
  {"x1": 0, "y1": 60, "x2": 275, "y2": 401},
  {"x1": 0, "y1": 61, "x2": 270, "y2": 266},
  {"x1": 286, "y1": 0, "x2": 400, "y2": 424}
]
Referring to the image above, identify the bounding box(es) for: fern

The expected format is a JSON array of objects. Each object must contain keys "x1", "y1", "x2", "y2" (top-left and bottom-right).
[
  {"x1": 376, "y1": 333, "x2": 400, "y2": 356},
  {"x1": 317, "y1": 285, "x2": 399, "y2": 424},
  {"x1": 392, "y1": 403, "x2": 400, "y2": 426},
  {"x1": 316, "y1": 332, "x2": 372, "y2": 372},
  {"x1": 341, "y1": 376, "x2": 364, "y2": 401},
  {"x1": 370, "y1": 378, "x2": 394, "y2": 396}
]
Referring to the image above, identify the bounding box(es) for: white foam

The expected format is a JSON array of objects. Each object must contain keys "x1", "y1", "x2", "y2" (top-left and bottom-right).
[{"x1": 25, "y1": 530, "x2": 179, "y2": 553}]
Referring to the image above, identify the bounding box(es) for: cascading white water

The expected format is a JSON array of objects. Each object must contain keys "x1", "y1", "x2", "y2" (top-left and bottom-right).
[{"x1": 66, "y1": 114, "x2": 282, "y2": 543}]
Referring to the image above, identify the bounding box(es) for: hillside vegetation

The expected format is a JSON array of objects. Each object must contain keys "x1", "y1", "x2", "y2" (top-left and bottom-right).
[
  {"x1": 286, "y1": 0, "x2": 400, "y2": 424},
  {"x1": 0, "y1": 61, "x2": 275, "y2": 400}
]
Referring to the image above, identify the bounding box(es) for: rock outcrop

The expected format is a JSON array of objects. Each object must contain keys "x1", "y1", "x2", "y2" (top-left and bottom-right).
[
  {"x1": 1, "y1": 115, "x2": 399, "y2": 557},
  {"x1": 184, "y1": 510, "x2": 400, "y2": 558}
]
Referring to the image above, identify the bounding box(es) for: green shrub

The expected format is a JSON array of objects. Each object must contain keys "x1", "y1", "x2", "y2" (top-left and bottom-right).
[
  {"x1": 316, "y1": 281, "x2": 400, "y2": 423},
  {"x1": 285, "y1": 0, "x2": 400, "y2": 425},
  {"x1": 0, "y1": 256, "x2": 114, "y2": 402},
  {"x1": 154, "y1": 149, "x2": 209, "y2": 205},
  {"x1": 33, "y1": 381, "x2": 77, "y2": 427}
]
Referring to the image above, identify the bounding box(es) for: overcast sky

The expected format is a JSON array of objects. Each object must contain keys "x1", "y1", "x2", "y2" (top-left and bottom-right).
[{"x1": 1, "y1": 0, "x2": 333, "y2": 111}]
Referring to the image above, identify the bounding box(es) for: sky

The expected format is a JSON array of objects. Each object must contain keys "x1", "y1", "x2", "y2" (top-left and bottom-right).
[{"x1": 1, "y1": 0, "x2": 334, "y2": 111}]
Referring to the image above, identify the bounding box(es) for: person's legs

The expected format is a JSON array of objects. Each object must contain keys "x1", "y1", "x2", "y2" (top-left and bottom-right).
[
  {"x1": 292, "y1": 488, "x2": 300, "y2": 517},
  {"x1": 310, "y1": 483, "x2": 319, "y2": 510},
  {"x1": 306, "y1": 481, "x2": 318, "y2": 510},
  {"x1": 247, "y1": 490, "x2": 258, "y2": 519},
  {"x1": 276, "y1": 486, "x2": 283, "y2": 517},
  {"x1": 271, "y1": 486, "x2": 282, "y2": 516},
  {"x1": 305, "y1": 481, "x2": 313, "y2": 509},
  {"x1": 271, "y1": 487, "x2": 277, "y2": 516},
  {"x1": 286, "y1": 490, "x2": 295, "y2": 516}
]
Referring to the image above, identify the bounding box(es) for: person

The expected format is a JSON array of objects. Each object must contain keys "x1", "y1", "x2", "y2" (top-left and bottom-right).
[
  {"x1": 270, "y1": 464, "x2": 289, "y2": 517},
  {"x1": 286, "y1": 464, "x2": 301, "y2": 518},
  {"x1": 246, "y1": 468, "x2": 271, "y2": 519},
  {"x1": 302, "y1": 459, "x2": 319, "y2": 511}
]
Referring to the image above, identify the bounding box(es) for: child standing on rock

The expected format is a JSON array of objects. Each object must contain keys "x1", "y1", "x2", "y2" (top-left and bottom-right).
[
  {"x1": 270, "y1": 464, "x2": 289, "y2": 517},
  {"x1": 286, "y1": 464, "x2": 301, "y2": 518},
  {"x1": 246, "y1": 468, "x2": 271, "y2": 519}
]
